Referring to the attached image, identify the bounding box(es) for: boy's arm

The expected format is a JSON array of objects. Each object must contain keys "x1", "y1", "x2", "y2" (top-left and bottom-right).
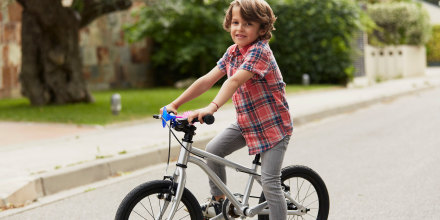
[
  {"x1": 167, "y1": 66, "x2": 225, "y2": 112},
  {"x1": 188, "y1": 69, "x2": 254, "y2": 123},
  {"x1": 212, "y1": 69, "x2": 254, "y2": 109}
]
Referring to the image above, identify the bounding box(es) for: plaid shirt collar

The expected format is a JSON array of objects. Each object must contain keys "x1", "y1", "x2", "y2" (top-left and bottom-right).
[{"x1": 231, "y1": 40, "x2": 262, "y2": 57}]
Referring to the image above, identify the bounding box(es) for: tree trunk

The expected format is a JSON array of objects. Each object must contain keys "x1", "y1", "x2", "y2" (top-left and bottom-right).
[{"x1": 17, "y1": 0, "x2": 131, "y2": 106}]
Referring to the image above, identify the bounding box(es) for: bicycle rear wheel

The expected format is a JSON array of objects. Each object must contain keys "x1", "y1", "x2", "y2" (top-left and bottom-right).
[
  {"x1": 258, "y1": 165, "x2": 330, "y2": 220},
  {"x1": 115, "y1": 180, "x2": 203, "y2": 220}
]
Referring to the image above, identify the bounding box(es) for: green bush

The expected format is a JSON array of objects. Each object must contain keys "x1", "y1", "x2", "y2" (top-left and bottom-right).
[
  {"x1": 358, "y1": 0, "x2": 414, "y2": 3},
  {"x1": 124, "y1": 0, "x2": 231, "y2": 86},
  {"x1": 367, "y1": 1, "x2": 431, "y2": 46},
  {"x1": 427, "y1": 25, "x2": 440, "y2": 65},
  {"x1": 269, "y1": 0, "x2": 367, "y2": 84}
]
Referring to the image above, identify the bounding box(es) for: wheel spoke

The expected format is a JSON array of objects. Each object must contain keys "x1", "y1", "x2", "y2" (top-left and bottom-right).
[
  {"x1": 140, "y1": 201, "x2": 155, "y2": 218},
  {"x1": 304, "y1": 198, "x2": 319, "y2": 208},
  {"x1": 296, "y1": 178, "x2": 305, "y2": 202},
  {"x1": 176, "y1": 203, "x2": 184, "y2": 212},
  {"x1": 148, "y1": 197, "x2": 155, "y2": 218},
  {"x1": 296, "y1": 178, "x2": 299, "y2": 201},
  {"x1": 133, "y1": 209, "x2": 149, "y2": 220},
  {"x1": 137, "y1": 194, "x2": 192, "y2": 220},
  {"x1": 305, "y1": 212, "x2": 317, "y2": 218},
  {"x1": 304, "y1": 189, "x2": 317, "y2": 201},
  {"x1": 178, "y1": 213, "x2": 190, "y2": 220},
  {"x1": 300, "y1": 190, "x2": 318, "y2": 209},
  {"x1": 300, "y1": 183, "x2": 312, "y2": 205}
]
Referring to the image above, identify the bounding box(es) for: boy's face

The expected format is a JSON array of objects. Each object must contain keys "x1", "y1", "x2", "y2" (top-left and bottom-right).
[{"x1": 230, "y1": 6, "x2": 265, "y2": 49}]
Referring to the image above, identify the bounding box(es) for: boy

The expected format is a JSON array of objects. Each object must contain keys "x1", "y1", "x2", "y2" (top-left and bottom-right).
[{"x1": 163, "y1": 0, "x2": 292, "y2": 219}]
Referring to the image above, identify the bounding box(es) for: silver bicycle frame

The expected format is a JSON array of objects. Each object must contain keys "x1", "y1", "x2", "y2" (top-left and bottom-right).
[{"x1": 163, "y1": 140, "x2": 306, "y2": 219}]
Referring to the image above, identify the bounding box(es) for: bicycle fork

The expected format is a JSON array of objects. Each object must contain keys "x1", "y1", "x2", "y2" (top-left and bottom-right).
[{"x1": 159, "y1": 139, "x2": 193, "y2": 220}]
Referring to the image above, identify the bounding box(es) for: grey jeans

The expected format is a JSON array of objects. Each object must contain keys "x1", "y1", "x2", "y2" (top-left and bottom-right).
[{"x1": 205, "y1": 122, "x2": 290, "y2": 220}]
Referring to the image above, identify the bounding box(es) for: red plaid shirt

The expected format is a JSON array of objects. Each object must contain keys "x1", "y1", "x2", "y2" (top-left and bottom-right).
[{"x1": 217, "y1": 40, "x2": 293, "y2": 155}]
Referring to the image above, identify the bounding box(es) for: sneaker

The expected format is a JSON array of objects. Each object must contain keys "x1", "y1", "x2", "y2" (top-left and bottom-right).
[{"x1": 200, "y1": 196, "x2": 224, "y2": 218}]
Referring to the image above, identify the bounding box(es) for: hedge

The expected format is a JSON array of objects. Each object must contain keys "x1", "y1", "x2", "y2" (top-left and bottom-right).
[
  {"x1": 367, "y1": 1, "x2": 431, "y2": 46},
  {"x1": 427, "y1": 25, "x2": 440, "y2": 65},
  {"x1": 126, "y1": 0, "x2": 366, "y2": 85},
  {"x1": 268, "y1": 0, "x2": 366, "y2": 84}
]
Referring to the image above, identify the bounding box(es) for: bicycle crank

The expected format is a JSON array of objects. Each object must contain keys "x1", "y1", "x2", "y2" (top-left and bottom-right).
[{"x1": 222, "y1": 198, "x2": 240, "y2": 219}]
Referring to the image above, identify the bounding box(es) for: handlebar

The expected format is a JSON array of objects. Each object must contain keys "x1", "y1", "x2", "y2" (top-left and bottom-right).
[
  {"x1": 153, "y1": 114, "x2": 215, "y2": 125},
  {"x1": 197, "y1": 114, "x2": 215, "y2": 124}
]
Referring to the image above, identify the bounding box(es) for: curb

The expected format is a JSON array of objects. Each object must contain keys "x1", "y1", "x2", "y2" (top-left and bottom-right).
[
  {"x1": 1, "y1": 80, "x2": 438, "y2": 209},
  {"x1": 0, "y1": 138, "x2": 212, "y2": 209}
]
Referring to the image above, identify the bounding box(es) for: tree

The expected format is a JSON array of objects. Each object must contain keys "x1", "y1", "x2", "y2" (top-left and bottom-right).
[{"x1": 15, "y1": 0, "x2": 132, "y2": 106}]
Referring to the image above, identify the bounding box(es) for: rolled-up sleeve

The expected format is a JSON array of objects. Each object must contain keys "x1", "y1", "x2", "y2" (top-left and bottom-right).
[
  {"x1": 217, "y1": 45, "x2": 235, "y2": 74},
  {"x1": 239, "y1": 46, "x2": 269, "y2": 79}
]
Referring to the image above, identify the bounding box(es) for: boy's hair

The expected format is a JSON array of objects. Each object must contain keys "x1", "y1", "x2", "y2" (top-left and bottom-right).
[{"x1": 223, "y1": 0, "x2": 276, "y2": 40}]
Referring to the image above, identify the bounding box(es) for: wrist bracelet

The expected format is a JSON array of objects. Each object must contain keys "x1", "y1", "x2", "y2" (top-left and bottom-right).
[{"x1": 211, "y1": 101, "x2": 219, "y2": 111}]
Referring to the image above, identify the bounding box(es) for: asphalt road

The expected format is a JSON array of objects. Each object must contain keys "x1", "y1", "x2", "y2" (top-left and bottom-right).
[{"x1": 3, "y1": 87, "x2": 440, "y2": 220}]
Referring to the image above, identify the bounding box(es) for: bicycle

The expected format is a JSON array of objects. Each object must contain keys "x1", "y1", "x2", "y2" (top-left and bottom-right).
[{"x1": 115, "y1": 110, "x2": 330, "y2": 220}]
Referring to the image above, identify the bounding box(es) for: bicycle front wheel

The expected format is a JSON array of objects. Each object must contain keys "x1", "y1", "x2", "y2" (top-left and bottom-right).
[
  {"x1": 258, "y1": 165, "x2": 330, "y2": 220},
  {"x1": 115, "y1": 180, "x2": 203, "y2": 220}
]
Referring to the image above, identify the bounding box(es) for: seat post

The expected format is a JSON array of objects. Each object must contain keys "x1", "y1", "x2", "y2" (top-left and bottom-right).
[{"x1": 252, "y1": 154, "x2": 261, "y2": 166}]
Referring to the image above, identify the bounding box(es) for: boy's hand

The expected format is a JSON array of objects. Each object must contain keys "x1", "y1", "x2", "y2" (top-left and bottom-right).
[
  {"x1": 160, "y1": 102, "x2": 178, "y2": 115},
  {"x1": 187, "y1": 104, "x2": 217, "y2": 124}
]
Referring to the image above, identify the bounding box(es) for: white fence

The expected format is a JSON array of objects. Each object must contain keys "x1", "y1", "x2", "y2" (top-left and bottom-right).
[{"x1": 365, "y1": 45, "x2": 426, "y2": 82}]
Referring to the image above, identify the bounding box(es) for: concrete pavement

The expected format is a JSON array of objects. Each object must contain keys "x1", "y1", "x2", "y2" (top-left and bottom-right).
[{"x1": 1, "y1": 67, "x2": 440, "y2": 212}]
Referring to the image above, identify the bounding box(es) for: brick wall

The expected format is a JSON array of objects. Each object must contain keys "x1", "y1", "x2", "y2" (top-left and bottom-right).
[{"x1": 0, "y1": 1, "x2": 152, "y2": 99}]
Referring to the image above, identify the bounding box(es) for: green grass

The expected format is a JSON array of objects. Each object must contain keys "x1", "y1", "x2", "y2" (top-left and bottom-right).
[{"x1": 0, "y1": 85, "x2": 339, "y2": 125}]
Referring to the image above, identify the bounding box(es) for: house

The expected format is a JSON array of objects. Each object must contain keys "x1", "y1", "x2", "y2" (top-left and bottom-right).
[{"x1": 356, "y1": 0, "x2": 437, "y2": 86}]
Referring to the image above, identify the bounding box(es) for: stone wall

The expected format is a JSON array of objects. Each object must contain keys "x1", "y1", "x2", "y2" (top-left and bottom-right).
[
  {"x1": 0, "y1": 2, "x2": 22, "y2": 98},
  {"x1": 80, "y1": 1, "x2": 153, "y2": 91},
  {"x1": 0, "y1": 1, "x2": 152, "y2": 99}
]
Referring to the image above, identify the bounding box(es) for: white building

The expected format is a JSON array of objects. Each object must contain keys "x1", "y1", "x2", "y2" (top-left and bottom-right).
[{"x1": 420, "y1": 1, "x2": 440, "y2": 25}]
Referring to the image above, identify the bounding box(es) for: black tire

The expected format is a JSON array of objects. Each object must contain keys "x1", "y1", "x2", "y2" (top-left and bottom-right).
[
  {"x1": 115, "y1": 180, "x2": 203, "y2": 220},
  {"x1": 258, "y1": 165, "x2": 330, "y2": 220}
]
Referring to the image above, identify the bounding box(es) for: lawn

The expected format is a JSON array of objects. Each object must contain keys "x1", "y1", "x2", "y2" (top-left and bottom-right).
[{"x1": 0, "y1": 85, "x2": 338, "y2": 125}]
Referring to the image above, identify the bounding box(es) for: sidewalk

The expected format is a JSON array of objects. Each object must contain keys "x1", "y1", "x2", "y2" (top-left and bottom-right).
[{"x1": 1, "y1": 67, "x2": 440, "y2": 210}]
